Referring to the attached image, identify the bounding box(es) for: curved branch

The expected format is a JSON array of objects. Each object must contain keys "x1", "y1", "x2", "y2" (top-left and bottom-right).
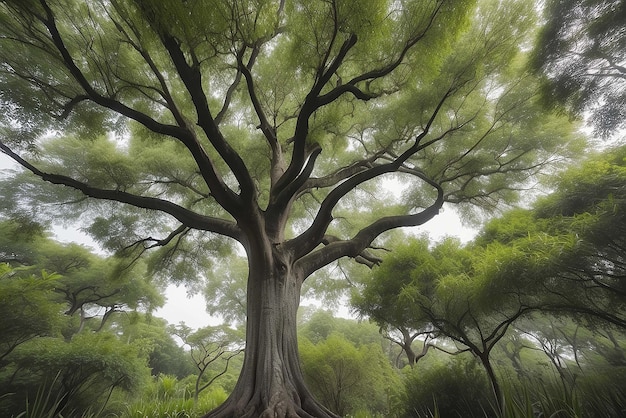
[
  {"x1": 0, "y1": 141, "x2": 244, "y2": 243},
  {"x1": 299, "y1": 153, "x2": 381, "y2": 193},
  {"x1": 295, "y1": 180, "x2": 443, "y2": 278}
]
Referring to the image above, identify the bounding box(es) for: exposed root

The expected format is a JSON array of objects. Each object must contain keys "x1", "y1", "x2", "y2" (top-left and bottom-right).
[{"x1": 201, "y1": 392, "x2": 340, "y2": 418}]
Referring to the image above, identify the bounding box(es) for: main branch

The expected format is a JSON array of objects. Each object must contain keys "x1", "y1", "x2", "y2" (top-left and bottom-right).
[{"x1": 0, "y1": 141, "x2": 244, "y2": 243}]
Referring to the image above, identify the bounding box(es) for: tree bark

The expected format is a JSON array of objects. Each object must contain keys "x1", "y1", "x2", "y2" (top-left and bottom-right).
[
  {"x1": 203, "y1": 242, "x2": 338, "y2": 418},
  {"x1": 477, "y1": 353, "x2": 502, "y2": 414}
]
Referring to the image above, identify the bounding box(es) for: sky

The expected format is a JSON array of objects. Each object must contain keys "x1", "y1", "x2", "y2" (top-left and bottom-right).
[{"x1": 1, "y1": 152, "x2": 477, "y2": 330}]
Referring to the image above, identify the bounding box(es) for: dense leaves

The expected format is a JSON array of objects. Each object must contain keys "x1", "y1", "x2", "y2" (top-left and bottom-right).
[{"x1": 532, "y1": 0, "x2": 626, "y2": 138}]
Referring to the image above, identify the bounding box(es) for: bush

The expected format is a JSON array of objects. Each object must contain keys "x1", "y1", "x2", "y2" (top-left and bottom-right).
[{"x1": 400, "y1": 356, "x2": 494, "y2": 418}]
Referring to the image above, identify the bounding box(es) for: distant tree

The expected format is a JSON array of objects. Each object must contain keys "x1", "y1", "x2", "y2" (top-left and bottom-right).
[
  {"x1": 113, "y1": 313, "x2": 195, "y2": 378},
  {"x1": 351, "y1": 237, "x2": 439, "y2": 367},
  {"x1": 0, "y1": 218, "x2": 164, "y2": 336},
  {"x1": 172, "y1": 323, "x2": 244, "y2": 404},
  {"x1": 532, "y1": 0, "x2": 626, "y2": 137},
  {"x1": 299, "y1": 333, "x2": 399, "y2": 416},
  {"x1": 516, "y1": 316, "x2": 586, "y2": 399},
  {"x1": 353, "y1": 237, "x2": 537, "y2": 412},
  {"x1": 0, "y1": 264, "x2": 63, "y2": 364},
  {"x1": 202, "y1": 258, "x2": 248, "y2": 326},
  {"x1": 298, "y1": 309, "x2": 383, "y2": 347},
  {"x1": 0, "y1": 0, "x2": 582, "y2": 415}
]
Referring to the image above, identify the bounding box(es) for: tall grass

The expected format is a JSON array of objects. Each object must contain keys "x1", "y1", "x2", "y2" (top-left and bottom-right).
[{"x1": 117, "y1": 375, "x2": 228, "y2": 418}]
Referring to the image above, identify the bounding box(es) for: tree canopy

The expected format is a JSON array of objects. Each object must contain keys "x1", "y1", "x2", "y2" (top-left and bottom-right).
[{"x1": 532, "y1": 0, "x2": 626, "y2": 138}]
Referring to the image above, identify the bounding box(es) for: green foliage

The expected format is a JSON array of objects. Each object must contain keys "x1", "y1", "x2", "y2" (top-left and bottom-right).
[
  {"x1": 532, "y1": 0, "x2": 626, "y2": 138},
  {"x1": 0, "y1": 226, "x2": 184, "y2": 418},
  {"x1": 400, "y1": 356, "x2": 493, "y2": 418},
  {"x1": 0, "y1": 0, "x2": 595, "y2": 415},
  {"x1": 476, "y1": 144, "x2": 626, "y2": 327},
  {"x1": 14, "y1": 373, "x2": 73, "y2": 418},
  {"x1": 300, "y1": 332, "x2": 400, "y2": 416},
  {"x1": 113, "y1": 314, "x2": 195, "y2": 379},
  {"x1": 0, "y1": 264, "x2": 64, "y2": 362},
  {"x1": 299, "y1": 309, "x2": 383, "y2": 347},
  {"x1": 4, "y1": 333, "x2": 149, "y2": 415},
  {"x1": 118, "y1": 374, "x2": 228, "y2": 418}
]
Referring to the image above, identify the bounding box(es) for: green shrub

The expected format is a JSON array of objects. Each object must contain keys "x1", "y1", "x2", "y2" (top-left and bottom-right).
[{"x1": 400, "y1": 356, "x2": 494, "y2": 418}]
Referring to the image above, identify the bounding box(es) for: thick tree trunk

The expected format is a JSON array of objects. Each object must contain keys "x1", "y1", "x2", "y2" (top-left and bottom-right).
[{"x1": 203, "y1": 244, "x2": 339, "y2": 418}]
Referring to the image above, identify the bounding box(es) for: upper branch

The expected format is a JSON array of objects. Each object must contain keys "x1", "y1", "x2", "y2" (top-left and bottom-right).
[
  {"x1": 272, "y1": 33, "x2": 358, "y2": 196},
  {"x1": 237, "y1": 44, "x2": 279, "y2": 151},
  {"x1": 38, "y1": 0, "x2": 184, "y2": 140},
  {"x1": 159, "y1": 34, "x2": 257, "y2": 203},
  {"x1": 274, "y1": 1, "x2": 447, "y2": 200},
  {"x1": 35, "y1": 0, "x2": 244, "y2": 215}
]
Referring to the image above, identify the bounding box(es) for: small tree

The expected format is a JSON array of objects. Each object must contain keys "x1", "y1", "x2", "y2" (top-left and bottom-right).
[
  {"x1": 299, "y1": 333, "x2": 398, "y2": 416},
  {"x1": 353, "y1": 237, "x2": 535, "y2": 412},
  {"x1": 0, "y1": 264, "x2": 63, "y2": 363},
  {"x1": 173, "y1": 324, "x2": 244, "y2": 404}
]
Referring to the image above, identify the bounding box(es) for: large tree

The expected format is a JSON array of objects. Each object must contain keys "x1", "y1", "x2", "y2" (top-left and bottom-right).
[{"x1": 0, "y1": 0, "x2": 581, "y2": 416}]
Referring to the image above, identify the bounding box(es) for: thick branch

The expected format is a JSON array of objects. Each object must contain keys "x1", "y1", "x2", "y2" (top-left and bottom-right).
[
  {"x1": 159, "y1": 34, "x2": 257, "y2": 203},
  {"x1": 0, "y1": 141, "x2": 244, "y2": 243},
  {"x1": 295, "y1": 183, "x2": 443, "y2": 278}
]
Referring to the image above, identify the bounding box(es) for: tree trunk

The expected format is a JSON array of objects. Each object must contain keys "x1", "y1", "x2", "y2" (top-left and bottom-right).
[
  {"x1": 478, "y1": 353, "x2": 502, "y2": 414},
  {"x1": 203, "y1": 243, "x2": 338, "y2": 418}
]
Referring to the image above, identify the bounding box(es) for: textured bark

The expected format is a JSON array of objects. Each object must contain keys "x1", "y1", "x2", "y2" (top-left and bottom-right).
[{"x1": 203, "y1": 242, "x2": 338, "y2": 418}]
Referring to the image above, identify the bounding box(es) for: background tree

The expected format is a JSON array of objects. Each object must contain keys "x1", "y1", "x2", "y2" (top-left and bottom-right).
[
  {"x1": 532, "y1": 0, "x2": 626, "y2": 138},
  {"x1": 0, "y1": 0, "x2": 582, "y2": 416},
  {"x1": 353, "y1": 236, "x2": 537, "y2": 412},
  {"x1": 0, "y1": 217, "x2": 164, "y2": 337},
  {"x1": 172, "y1": 323, "x2": 244, "y2": 404},
  {"x1": 5, "y1": 332, "x2": 149, "y2": 416},
  {"x1": 299, "y1": 331, "x2": 399, "y2": 416},
  {"x1": 351, "y1": 237, "x2": 441, "y2": 367},
  {"x1": 475, "y1": 144, "x2": 626, "y2": 329},
  {"x1": 0, "y1": 264, "x2": 63, "y2": 364},
  {"x1": 0, "y1": 224, "x2": 179, "y2": 417},
  {"x1": 113, "y1": 313, "x2": 195, "y2": 379}
]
